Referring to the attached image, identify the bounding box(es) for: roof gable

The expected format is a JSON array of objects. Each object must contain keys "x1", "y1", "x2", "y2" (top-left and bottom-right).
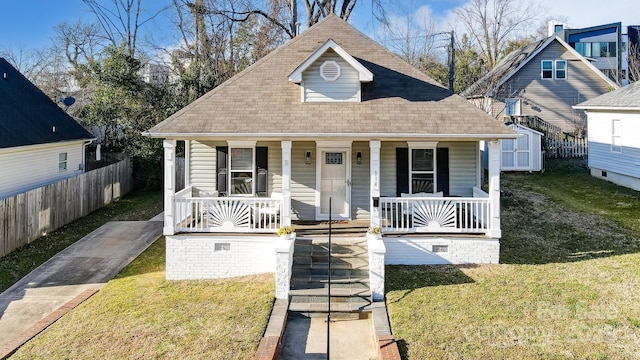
[
  {"x1": 463, "y1": 36, "x2": 618, "y2": 98},
  {"x1": 288, "y1": 39, "x2": 373, "y2": 83},
  {"x1": 0, "y1": 58, "x2": 94, "y2": 149},
  {"x1": 146, "y1": 15, "x2": 517, "y2": 140}
]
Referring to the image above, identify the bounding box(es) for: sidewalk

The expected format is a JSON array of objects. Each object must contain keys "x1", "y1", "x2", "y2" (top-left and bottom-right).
[{"x1": 0, "y1": 219, "x2": 163, "y2": 358}]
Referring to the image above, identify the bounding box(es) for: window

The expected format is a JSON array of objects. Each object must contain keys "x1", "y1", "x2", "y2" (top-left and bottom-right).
[
  {"x1": 541, "y1": 60, "x2": 553, "y2": 79},
  {"x1": 505, "y1": 98, "x2": 521, "y2": 116},
  {"x1": 410, "y1": 149, "x2": 435, "y2": 193},
  {"x1": 592, "y1": 43, "x2": 601, "y2": 57},
  {"x1": 229, "y1": 147, "x2": 254, "y2": 195},
  {"x1": 584, "y1": 42, "x2": 592, "y2": 57},
  {"x1": 611, "y1": 119, "x2": 622, "y2": 153},
  {"x1": 554, "y1": 25, "x2": 563, "y2": 33},
  {"x1": 541, "y1": 60, "x2": 566, "y2": 79},
  {"x1": 555, "y1": 60, "x2": 567, "y2": 79},
  {"x1": 58, "y1": 153, "x2": 67, "y2": 172}
]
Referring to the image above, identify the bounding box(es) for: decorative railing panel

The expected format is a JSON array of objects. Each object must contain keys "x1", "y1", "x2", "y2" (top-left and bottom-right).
[
  {"x1": 174, "y1": 191, "x2": 281, "y2": 233},
  {"x1": 379, "y1": 196, "x2": 490, "y2": 234}
]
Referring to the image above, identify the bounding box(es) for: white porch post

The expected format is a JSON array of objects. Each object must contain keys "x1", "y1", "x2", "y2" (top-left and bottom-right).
[
  {"x1": 163, "y1": 139, "x2": 176, "y2": 235},
  {"x1": 369, "y1": 140, "x2": 381, "y2": 228},
  {"x1": 281, "y1": 141, "x2": 292, "y2": 226},
  {"x1": 487, "y1": 140, "x2": 502, "y2": 238}
]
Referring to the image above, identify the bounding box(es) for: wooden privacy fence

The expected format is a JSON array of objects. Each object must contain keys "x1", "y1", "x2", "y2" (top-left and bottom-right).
[
  {"x1": 0, "y1": 157, "x2": 133, "y2": 258},
  {"x1": 545, "y1": 138, "x2": 588, "y2": 158}
]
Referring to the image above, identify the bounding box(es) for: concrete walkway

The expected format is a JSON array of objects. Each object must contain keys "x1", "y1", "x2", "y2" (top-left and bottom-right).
[{"x1": 0, "y1": 220, "x2": 163, "y2": 358}]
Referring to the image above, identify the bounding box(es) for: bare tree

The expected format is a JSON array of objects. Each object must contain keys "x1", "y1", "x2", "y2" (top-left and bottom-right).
[
  {"x1": 627, "y1": 42, "x2": 640, "y2": 83},
  {"x1": 454, "y1": 0, "x2": 543, "y2": 69}
]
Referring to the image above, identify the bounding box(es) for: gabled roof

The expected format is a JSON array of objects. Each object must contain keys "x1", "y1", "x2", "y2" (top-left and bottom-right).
[
  {"x1": 288, "y1": 39, "x2": 373, "y2": 83},
  {"x1": 146, "y1": 15, "x2": 517, "y2": 140},
  {"x1": 574, "y1": 81, "x2": 640, "y2": 110},
  {"x1": 0, "y1": 58, "x2": 94, "y2": 149},
  {"x1": 462, "y1": 36, "x2": 618, "y2": 98}
]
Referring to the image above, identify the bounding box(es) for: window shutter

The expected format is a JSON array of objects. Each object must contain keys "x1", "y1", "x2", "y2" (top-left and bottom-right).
[
  {"x1": 396, "y1": 148, "x2": 409, "y2": 196},
  {"x1": 437, "y1": 148, "x2": 450, "y2": 196},
  {"x1": 256, "y1": 146, "x2": 268, "y2": 197},
  {"x1": 216, "y1": 146, "x2": 228, "y2": 195}
]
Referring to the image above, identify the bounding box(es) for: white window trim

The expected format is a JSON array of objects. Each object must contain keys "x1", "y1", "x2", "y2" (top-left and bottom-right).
[
  {"x1": 555, "y1": 60, "x2": 567, "y2": 80},
  {"x1": 611, "y1": 119, "x2": 622, "y2": 153},
  {"x1": 505, "y1": 98, "x2": 521, "y2": 116},
  {"x1": 228, "y1": 145, "x2": 256, "y2": 196},
  {"x1": 408, "y1": 145, "x2": 437, "y2": 194},
  {"x1": 58, "y1": 152, "x2": 68, "y2": 172},
  {"x1": 541, "y1": 60, "x2": 554, "y2": 79}
]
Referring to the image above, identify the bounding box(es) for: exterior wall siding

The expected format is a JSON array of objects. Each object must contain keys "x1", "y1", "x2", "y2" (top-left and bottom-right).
[
  {"x1": 258, "y1": 141, "x2": 282, "y2": 194},
  {"x1": 384, "y1": 237, "x2": 500, "y2": 264},
  {"x1": 189, "y1": 140, "x2": 223, "y2": 194},
  {"x1": 587, "y1": 110, "x2": 640, "y2": 190},
  {"x1": 291, "y1": 141, "x2": 317, "y2": 220},
  {"x1": 302, "y1": 50, "x2": 361, "y2": 102},
  {"x1": 500, "y1": 40, "x2": 613, "y2": 133},
  {"x1": 165, "y1": 235, "x2": 277, "y2": 279},
  {"x1": 0, "y1": 141, "x2": 85, "y2": 198},
  {"x1": 351, "y1": 141, "x2": 370, "y2": 219}
]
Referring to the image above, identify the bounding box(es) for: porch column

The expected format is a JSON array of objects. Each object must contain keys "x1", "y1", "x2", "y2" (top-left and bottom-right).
[
  {"x1": 369, "y1": 140, "x2": 381, "y2": 228},
  {"x1": 281, "y1": 141, "x2": 292, "y2": 226},
  {"x1": 487, "y1": 140, "x2": 502, "y2": 238},
  {"x1": 163, "y1": 139, "x2": 176, "y2": 235}
]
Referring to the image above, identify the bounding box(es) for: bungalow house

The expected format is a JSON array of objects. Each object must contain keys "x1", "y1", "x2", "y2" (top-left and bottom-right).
[
  {"x1": 461, "y1": 35, "x2": 618, "y2": 135},
  {"x1": 574, "y1": 81, "x2": 640, "y2": 191},
  {"x1": 144, "y1": 15, "x2": 517, "y2": 299},
  {"x1": 0, "y1": 58, "x2": 94, "y2": 199}
]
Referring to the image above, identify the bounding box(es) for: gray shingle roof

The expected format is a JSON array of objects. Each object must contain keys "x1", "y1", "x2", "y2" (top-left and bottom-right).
[
  {"x1": 146, "y1": 15, "x2": 516, "y2": 139},
  {"x1": 0, "y1": 58, "x2": 94, "y2": 149},
  {"x1": 575, "y1": 81, "x2": 640, "y2": 109}
]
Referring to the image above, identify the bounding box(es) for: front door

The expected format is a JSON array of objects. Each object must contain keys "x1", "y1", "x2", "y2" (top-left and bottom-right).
[{"x1": 317, "y1": 148, "x2": 351, "y2": 219}]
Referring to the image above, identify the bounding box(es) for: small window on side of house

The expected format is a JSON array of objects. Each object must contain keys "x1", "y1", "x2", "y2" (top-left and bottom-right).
[
  {"x1": 611, "y1": 119, "x2": 622, "y2": 153},
  {"x1": 555, "y1": 60, "x2": 567, "y2": 79},
  {"x1": 505, "y1": 98, "x2": 521, "y2": 116},
  {"x1": 541, "y1": 60, "x2": 553, "y2": 79},
  {"x1": 59, "y1": 152, "x2": 68, "y2": 172}
]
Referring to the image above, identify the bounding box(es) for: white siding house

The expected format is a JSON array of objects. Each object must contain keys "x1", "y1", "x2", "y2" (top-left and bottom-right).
[
  {"x1": 144, "y1": 16, "x2": 518, "y2": 299},
  {"x1": 0, "y1": 58, "x2": 94, "y2": 199},
  {"x1": 574, "y1": 82, "x2": 640, "y2": 190}
]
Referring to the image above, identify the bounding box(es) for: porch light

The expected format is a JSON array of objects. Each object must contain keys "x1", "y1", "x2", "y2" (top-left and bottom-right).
[
  {"x1": 305, "y1": 151, "x2": 312, "y2": 165},
  {"x1": 356, "y1": 151, "x2": 362, "y2": 164}
]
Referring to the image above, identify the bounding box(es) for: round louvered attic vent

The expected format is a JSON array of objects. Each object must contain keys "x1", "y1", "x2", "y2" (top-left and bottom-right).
[{"x1": 319, "y1": 60, "x2": 341, "y2": 81}]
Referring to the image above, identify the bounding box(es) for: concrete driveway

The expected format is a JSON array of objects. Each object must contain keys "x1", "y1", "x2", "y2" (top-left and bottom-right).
[{"x1": 0, "y1": 220, "x2": 162, "y2": 358}]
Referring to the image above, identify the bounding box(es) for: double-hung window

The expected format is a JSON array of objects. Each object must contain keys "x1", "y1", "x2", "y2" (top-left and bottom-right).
[
  {"x1": 555, "y1": 60, "x2": 567, "y2": 79},
  {"x1": 59, "y1": 153, "x2": 68, "y2": 172},
  {"x1": 611, "y1": 119, "x2": 622, "y2": 153},
  {"x1": 505, "y1": 98, "x2": 521, "y2": 116},
  {"x1": 541, "y1": 60, "x2": 553, "y2": 79},
  {"x1": 229, "y1": 147, "x2": 255, "y2": 195},
  {"x1": 410, "y1": 148, "x2": 436, "y2": 193}
]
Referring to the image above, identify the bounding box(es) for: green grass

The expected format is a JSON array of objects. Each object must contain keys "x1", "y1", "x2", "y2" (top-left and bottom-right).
[
  {"x1": 0, "y1": 190, "x2": 163, "y2": 292},
  {"x1": 10, "y1": 238, "x2": 275, "y2": 360},
  {"x1": 387, "y1": 158, "x2": 640, "y2": 359}
]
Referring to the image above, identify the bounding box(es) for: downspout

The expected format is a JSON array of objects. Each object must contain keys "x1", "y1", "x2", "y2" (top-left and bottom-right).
[{"x1": 82, "y1": 139, "x2": 95, "y2": 173}]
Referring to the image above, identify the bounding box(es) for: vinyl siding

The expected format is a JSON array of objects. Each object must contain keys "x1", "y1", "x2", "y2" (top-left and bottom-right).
[
  {"x1": 0, "y1": 141, "x2": 85, "y2": 198},
  {"x1": 587, "y1": 110, "x2": 640, "y2": 179},
  {"x1": 291, "y1": 141, "x2": 317, "y2": 220},
  {"x1": 499, "y1": 40, "x2": 612, "y2": 132},
  {"x1": 351, "y1": 141, "x2": 370, "y2": 219},
  {"x1": 380, "y1": 141, "x2": 479, "y2": 197},
  {"x1": 189, "y1": 140, "x2": 282, "y2": 196},
  {"x1": 302, "y1": 50, "x2": 361, "y2": 102}
]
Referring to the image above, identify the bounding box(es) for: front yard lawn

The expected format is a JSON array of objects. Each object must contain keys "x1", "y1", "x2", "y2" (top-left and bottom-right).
[
  {"x1": 10, "y1": 237, "x2": 275, "y2": 360},
  {"x1": 387, "y1": 159, "x2": 640, "y2": 359}
]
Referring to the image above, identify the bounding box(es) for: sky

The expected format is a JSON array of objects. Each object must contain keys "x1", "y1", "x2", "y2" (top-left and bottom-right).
[{"x1": 0, "y1": 0, "x2": 638, "y2": 55}]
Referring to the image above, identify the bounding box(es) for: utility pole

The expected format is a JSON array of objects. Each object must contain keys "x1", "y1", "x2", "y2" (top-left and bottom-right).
[{"x1": 448, "y1": 30, "x2": 455, "y2": 92}]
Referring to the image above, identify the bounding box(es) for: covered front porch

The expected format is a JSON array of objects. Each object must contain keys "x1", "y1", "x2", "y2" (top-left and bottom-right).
[{"x1": 162, "y1": 139, "x2": 503, "y2": 238}]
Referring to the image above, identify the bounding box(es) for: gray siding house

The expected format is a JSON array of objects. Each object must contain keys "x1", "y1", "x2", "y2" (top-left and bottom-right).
[
  {"x1": 144, "y1": 15, "x2": 517, "y2": 299},
  {"x1": 462, "y1": 36, "x2": 617, "y2": 135}
]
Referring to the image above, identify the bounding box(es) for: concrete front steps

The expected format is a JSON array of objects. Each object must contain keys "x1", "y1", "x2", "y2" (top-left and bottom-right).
[{"x1": 288, "y1": 236, "x2": 372, "y2": 316}]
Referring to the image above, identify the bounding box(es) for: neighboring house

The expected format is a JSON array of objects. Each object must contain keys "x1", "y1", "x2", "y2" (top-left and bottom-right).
[
  {"x1": 462, "y1": 35, "x2": 618, "y2": 135},
  {"x1": 0, "y1": 58, "x2": 94, "y2": 199},
  {"x1": 574, "y1": 81, "x2": 640, "y2": 191},
  {"x1": 144, "y1": 15, "x2": 517, "y2": 298}
]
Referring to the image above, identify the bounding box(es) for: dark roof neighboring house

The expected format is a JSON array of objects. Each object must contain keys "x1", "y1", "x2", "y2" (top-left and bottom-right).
[
  {"x1": 0, "y1": 58, "x2": 93, "y2": 149},
  {"x1": 146, "y1": 15, "x2": 516, "y2": 140},
  {"x1": 574, "y1": 81, "x2": 640, "y2": 110}
]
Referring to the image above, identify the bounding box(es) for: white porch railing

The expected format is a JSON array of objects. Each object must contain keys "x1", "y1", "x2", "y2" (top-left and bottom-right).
[
  {"x1": 173, "y1": 187, "x2": 281, "y2": 233},
  {"x1": 379, "y1": 188, "x2": 491, "y2": 234}
]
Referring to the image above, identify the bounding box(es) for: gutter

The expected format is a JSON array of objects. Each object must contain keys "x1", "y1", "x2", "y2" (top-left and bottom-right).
[{"x1": 141, "y1": 131, "x2": 520, "y2": 140}]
